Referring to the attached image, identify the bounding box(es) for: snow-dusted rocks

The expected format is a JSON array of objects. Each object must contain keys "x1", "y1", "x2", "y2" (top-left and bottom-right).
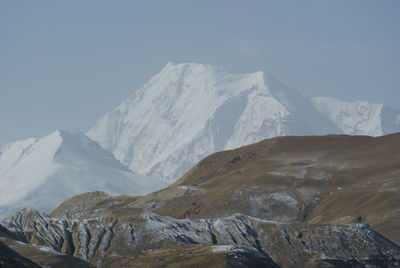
[
  {"x1": 88, "y1": 62, "x2": 340, "y2": 183},
  {"x1": 0, "y1": 130, "x2": 163, "y2": 217},
  {"x1": 3, "y1": 208, "x2": 399, "y2": 268}
]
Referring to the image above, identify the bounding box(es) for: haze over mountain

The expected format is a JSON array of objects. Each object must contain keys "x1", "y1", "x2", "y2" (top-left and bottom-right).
[
  {"x1": 0, "y1": 130, "x2": 163, "y2": 217},
  {"x1": 88, "y1": 62, "x2": 400, "y2": 183}
]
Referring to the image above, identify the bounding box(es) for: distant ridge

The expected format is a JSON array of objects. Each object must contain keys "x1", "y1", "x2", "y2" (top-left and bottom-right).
[{"x1": 0, "y1": 130, "x2": 163, "y2": 216}]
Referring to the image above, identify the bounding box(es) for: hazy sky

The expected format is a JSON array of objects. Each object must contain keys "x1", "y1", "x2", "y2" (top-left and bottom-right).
[{"x1": 1, "y1": 0, "x2": 399, "y2": 142}]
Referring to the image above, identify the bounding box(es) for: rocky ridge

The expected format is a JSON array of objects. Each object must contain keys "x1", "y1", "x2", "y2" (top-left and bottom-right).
[
  {"x1": 2, "y1": 208, "x2": 400, "y2": 268},
  {"x1": 0, "y1": 220, "x2": 94, "y2": 268}
]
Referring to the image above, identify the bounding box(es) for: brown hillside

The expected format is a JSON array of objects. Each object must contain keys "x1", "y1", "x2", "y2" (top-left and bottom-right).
[
  {"x1": 52, "y1": 134, "x2": 400, "y2": 244},
  {"x1": 4, "y1": 134, "x2": 400, "y2": 267}
]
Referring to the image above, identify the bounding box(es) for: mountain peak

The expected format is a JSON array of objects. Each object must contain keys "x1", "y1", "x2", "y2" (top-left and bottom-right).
[
  {"x1": 157, "y1": 62, "x2": 266, "y2": 90},
  {"x1": 88, "y1": 63, "x2": 400, "y2": 184},
  {"x1": 162, "y1": 61, "x2": 228, "y2": 74},
  {"x1": 88, "y1": 64, "x2": 333, "y2": 183},
  {"x1": 139, "y1": 62, "x2": 267, "y2": 100}
]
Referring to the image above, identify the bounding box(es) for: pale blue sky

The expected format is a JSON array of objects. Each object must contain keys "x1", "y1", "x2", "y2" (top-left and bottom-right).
[{"x1": 1, "y1": 0, "x2": 399, "y2": 141}]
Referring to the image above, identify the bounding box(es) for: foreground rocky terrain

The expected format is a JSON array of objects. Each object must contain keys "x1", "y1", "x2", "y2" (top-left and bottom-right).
[
  {"x1": 1, "y1": 134, "x2": 400, "y2": 267},
  {"x1": 2, "y1": 208, "x2": 400, "y2": 268},
  {"x1": 0, "y1": 222, "x2": 94, "y2": 268}
]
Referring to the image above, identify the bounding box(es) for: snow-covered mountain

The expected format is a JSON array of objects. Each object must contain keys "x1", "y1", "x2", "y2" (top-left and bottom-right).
[
  {"x1": 0, "y1": 130, "x2": 163, "y2": 217},
  {"x1": 88, "y1": 62, "x2": 400, "y2": 184},
  {"x1": 88, "y1": 62, "x2": 341, "y2": 183},
  {"x1": 311, "y1": 97, "x2": 400, "y2": 136}
]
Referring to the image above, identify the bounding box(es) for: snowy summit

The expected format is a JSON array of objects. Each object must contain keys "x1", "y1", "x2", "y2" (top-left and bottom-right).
[{"x1": 88, "y1": 62, "x2": 400, "y2": 183}]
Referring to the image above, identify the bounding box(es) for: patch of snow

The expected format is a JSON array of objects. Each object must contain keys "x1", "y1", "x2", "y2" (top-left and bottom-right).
[
  {"x1": 35, "y1": 245, "x2": 64, "y2": 255},
  {"x1": 266, "y1": 192, "x2": 298, "y2": 208},
  {"x1": 248, "y1": 192, "x2": 298, "y2": 209},
  {"x1": 248, "y1": 192, "x2": 300, "y2": 221},
  {"x1": 174, "y1": 185, "x2": 205, "y2": 194},
  {"x1": 211, "y1": 244, "x2": 255, "y2": 253},
  {"x1": 142, "y1": 212, "x2": 213, "y2": 244}
]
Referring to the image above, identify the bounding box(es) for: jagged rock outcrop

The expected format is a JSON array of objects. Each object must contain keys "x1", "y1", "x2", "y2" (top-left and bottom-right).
[
  {"x1": 2, "y1": 209, "x2": 400, "y2": 268},
  {"x1": 0, "y1": 221, "x2": 94, "y2": 268}
]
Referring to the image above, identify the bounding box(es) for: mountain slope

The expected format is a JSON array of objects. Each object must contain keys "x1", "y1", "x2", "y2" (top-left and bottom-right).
[
  {"x1": 165, "y1": 133, "x2": 399, "y2": 244},
  {"x1": 0, "y1": 130, "x2": 163, "y2": 217},
  {"x1": 59, "y1": 134, "x2": 400, "y2": 244},
  {"x1": 88, "y1": 62, "x2": 340, "y2": 183},
  {"x1": 312, "y1": 97, "x2": 400, "y2": 136}
]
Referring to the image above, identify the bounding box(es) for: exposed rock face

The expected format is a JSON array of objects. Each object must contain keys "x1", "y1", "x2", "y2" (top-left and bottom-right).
[
  {"x1": 2, "y1": 209, "x2": 400, "y2": 268},
  {"x1": 0, "y1": 222, "x2": 94, "y2": 268}
]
